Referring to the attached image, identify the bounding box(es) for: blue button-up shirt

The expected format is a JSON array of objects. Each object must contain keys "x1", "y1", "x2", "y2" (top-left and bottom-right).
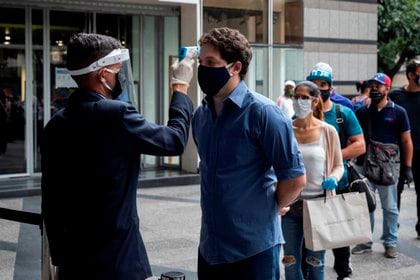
[{"x1": 192, "y1": 81, "x2": 305, "y2": 264}]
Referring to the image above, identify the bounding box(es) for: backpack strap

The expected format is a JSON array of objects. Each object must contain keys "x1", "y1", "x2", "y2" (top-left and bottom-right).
[{"x1": 335, "y1": 104, "x2": 346, "y2": 149}]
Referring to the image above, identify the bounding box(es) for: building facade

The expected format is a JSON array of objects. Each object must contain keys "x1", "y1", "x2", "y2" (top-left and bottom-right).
[{"x1": 0, "y1": 0, "x2": 377, "y2": 180}]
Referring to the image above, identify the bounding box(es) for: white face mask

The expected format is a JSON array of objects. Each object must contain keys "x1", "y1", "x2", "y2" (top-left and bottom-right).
[{"x1": 292, "y1": 98, "x2": 313, "y2": 119}]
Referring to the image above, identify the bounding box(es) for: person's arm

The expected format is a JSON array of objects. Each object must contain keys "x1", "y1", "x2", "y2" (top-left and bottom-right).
[
  {"x1": 328, "y1": 125, "x2": 345, "y2": 182},
  {"x1": 342, "y1": 133, "x2": 365, "y2": 160},
  {"x1": 257, "y1": 104, "x2": 306, "y2": 209},
  {"x1": 401, "y1": 131, "x2": 413, "y2": 167},
  {"x1": 276, "y1": 175, "x2": 306, "y2": 208},
  {"x1": 172, "y1": 84, "x2": 188, "y2": 94},
  {"x1": 341, "y1": 109, "x2": 366, "y2": 160}
]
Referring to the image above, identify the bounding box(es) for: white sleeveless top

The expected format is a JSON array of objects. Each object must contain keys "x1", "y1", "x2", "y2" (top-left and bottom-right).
[{"x1": 298, "y1": 133, "x2": 326, "y2": 199}]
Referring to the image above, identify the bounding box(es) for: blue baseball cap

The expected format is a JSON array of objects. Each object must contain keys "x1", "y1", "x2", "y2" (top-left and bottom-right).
[{"x1": 368, "y1": 73, "x2": 392, "y2": 87}]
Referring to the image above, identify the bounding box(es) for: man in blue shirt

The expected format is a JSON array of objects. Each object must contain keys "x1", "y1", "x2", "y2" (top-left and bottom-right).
[
  {"x1": 354, "y1": 73, "x2": 413, "y2": 259},
  {"x1": 192, "y1": 27, "x2": 306, "y2": 280},
  {"x1": 307, "y1": 63, "x2": 365, "y2": 280},
  {"x1": 331, "y1": 90, "x2": 354, "y2": 110}
]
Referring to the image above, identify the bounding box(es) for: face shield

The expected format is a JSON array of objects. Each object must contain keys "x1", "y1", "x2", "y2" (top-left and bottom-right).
[{"x1": 68, "y1": 49, "x2": 138, "y2": 106}]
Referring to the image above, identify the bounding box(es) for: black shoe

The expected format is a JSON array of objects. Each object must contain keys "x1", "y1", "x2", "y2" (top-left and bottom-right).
[{"x1": 351, "y1": 244, "x2": 372, "y2": 254}]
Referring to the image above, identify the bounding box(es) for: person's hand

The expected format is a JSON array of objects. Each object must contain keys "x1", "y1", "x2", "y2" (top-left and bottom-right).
[
  {"x1": 279, "y1": 206, "x2": 290, "y2": 216},
  {"x1": 402, "y1": 165, "x2": 414, "y2": 184},
  {"x1": 321, "y1": 177, "x2": 337, "y2": 191},
  {"x1": 170, "y1": 55, "x2": 195, "y2": 88}
]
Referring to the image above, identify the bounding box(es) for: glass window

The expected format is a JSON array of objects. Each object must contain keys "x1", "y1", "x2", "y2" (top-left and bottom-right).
[
  {"x1": 49, "y1": 11, "x2": 88, "y2": 116},
  {"x1": 163, "y1": 16, "x2": 179, "y2": 167},
  {"x1": 203, "y1": 0, "x2": 268, "y2": 43},
  {"x1": 142, "y1": 16, "x2": 157, "y2": 168},
  {"x1": 247, "y1": 47, "x2": 268, "y2": 96},
  {"x1": 272, "y1": 47, "x2": 304, "y2": 99},
  {"x1": 0, "y1": 8, "x2": 26, "y2": 174},
  {"x1": 96, "y1": 14, "x2": 132, "y2": 49},
  {"x1": 33, "y1": 9, "x2": 43, "y2": 172},
  {"x1": 273, "y1": 0, "x2": 303, "y2": 44}
]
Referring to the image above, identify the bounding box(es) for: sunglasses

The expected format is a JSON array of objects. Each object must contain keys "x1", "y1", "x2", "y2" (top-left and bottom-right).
[{"x1": 292, "y1": 95, "x2": 315, "y2": 100}]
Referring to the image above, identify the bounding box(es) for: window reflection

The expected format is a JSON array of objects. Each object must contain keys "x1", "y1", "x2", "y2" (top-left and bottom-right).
[
  {"x1": 96, "y1": 14, "x2": 132, "y2": 49},
  {"x1": 33, "y1": 9, "x2": 43, "y2": 172},
  {"x1": 272, "y1": 47, "x2": 304, "y2": 99},
  {"x1": 49, "y1": 11, "x2": 87, "y2": 115},
  {"x1": 273, "y1": 0, "x2": 303, "y2": 44},
  {"x1": 247, "y1": 47, "x2": 268, "y2": 96},
  {"x1": 203, "y1": 0, "x2": 268, "y2": 43},
  {"x1": 0, "y1": 7, "x2": 26, "y2": 174}
]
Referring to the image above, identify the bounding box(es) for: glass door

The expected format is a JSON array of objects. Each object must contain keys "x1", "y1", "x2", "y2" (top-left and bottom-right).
[
  {"x1": 0, "y1": 7, "x2": 180, "y2": 176},
  {"x1": 141, "y1": 16, "x2": 179, "y2": 170},
  {"x1": 0, "y1": 8, "x2": 27, "y2": 175},
  {"x1": 49, "y1": 11, "x2": 89, "y2": 117}
]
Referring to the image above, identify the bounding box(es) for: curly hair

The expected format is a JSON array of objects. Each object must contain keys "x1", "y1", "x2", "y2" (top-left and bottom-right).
[{"x1": 199, "y1": 27, "x2": 252, "y2": 80}]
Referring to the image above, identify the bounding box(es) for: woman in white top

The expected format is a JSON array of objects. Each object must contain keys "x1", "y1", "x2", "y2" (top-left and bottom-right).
[{"x1": 281, "y1": 81, "x2": 344, "y2": 280}]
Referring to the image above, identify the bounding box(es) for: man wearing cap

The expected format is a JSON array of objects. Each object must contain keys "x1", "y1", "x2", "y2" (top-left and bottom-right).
[
  {"x1": 354, "y1": 73, "x2": 413, "y2": 258},
  {"x1": 310, "y1": 62, "x2": 354, "y2": 110},
  {"x1": 389, "y1": 60, "x2": 420, "y2": 238},
  {"x1": 41, "y1": 33, "x2": 195, "y2": 279},
  {"x1": 306, "y1": 62, "x2": 365, "y2": 280},
  {"x1": 276, "y1": 80, "x2": 296, "y2": 118}
]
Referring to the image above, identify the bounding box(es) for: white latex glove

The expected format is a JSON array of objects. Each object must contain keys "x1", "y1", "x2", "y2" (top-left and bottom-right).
[{"x1": 170, "y1": 55, "x2": 195, "y2": 87}]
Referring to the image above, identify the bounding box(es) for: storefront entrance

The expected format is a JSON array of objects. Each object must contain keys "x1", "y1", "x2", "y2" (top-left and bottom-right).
[{"x1": 0, "y1": 5, "x2": 180, "y2": 178}]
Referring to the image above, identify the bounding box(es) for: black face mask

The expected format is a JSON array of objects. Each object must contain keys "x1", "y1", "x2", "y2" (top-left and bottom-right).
[
  {"x1": 198, "y1": 64, "x2": 232, "y2": 96},
  {"x1": 369, "y1": 90, "x2": 385, "y2": 105},
  {"x1": 320, "y1": 89, "x2": 330, "y2": 102},
  {"x1": 111, "y1": 71, "x2": 126, "y2": 99}
]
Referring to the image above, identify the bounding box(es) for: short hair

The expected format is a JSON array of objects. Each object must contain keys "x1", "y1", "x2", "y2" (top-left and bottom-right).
[
  {"x1": 406, "y1": 59, "x2": 420, "y2": 78},
  {"x1": 199, "y1": 27, "x2": 252, "y2": 80},
  {"x1": 356, "y1": 80, "x2": 369, "y2": 92},
  {"x1": 66, "y1": 33, "x2": 121, "y2": 71}
]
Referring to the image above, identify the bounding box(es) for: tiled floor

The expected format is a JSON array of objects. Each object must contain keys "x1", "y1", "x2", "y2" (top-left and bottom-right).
[{"x1": 1, "y1": 185, "x2": 420, "y2": 279}]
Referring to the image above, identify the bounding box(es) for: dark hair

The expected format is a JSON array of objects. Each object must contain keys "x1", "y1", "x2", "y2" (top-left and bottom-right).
[
  {"x1": 406, "y1": 59, "x2": 420, "y2": 78},
  {"x1": 199, "y1": 27, "x2": 252, "y2": 80},
  {"x1": 356, "y1": 80, "x2": 369, "y2": 92},
  {"x1": 295, "y1": 81, "x2": 320, "y2": 97},
  {"x1": 295, "y1": 81, "x2": 324, "y2": 120},
  {"x1": 66, "y1": 33, "x2": 121, "y2": 71}
]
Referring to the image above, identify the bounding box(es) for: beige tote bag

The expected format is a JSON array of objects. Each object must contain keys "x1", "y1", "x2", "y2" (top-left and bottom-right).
[{"x1": 303, "y1": 192, "x2": 372, "y2": 251}]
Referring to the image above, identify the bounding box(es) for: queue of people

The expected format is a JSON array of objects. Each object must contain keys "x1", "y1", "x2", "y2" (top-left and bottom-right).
[{"x1": 40, "y1": 27, "x2": 417, "y2": 280}]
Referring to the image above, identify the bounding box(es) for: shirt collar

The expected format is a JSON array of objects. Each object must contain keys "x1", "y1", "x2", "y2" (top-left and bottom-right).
[
  {"x1": 202, "y1": 81, "x2": 248, "y2": 108},
  {"x1": 367, "y1": 99, "x2": 394, "y2": 110}
]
